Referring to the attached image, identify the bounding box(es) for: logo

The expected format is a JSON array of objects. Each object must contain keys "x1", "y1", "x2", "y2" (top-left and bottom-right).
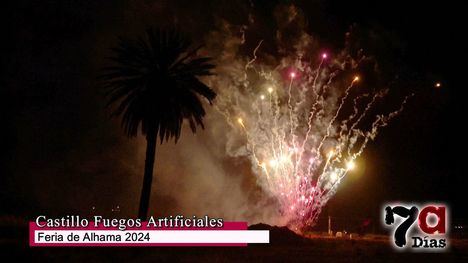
[{"x1": 383, "y1": 203, "x2": 449, "y2": 250}]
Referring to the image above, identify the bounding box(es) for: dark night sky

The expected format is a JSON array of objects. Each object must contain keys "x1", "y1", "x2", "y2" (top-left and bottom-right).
[{"x1": 1, "y1": 0, "x2": 466, "y2": 222}]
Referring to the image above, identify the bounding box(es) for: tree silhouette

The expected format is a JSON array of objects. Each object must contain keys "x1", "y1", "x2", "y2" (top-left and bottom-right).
[{"x1": 101, "y1": 28, "x2": 216, "y2": 220}]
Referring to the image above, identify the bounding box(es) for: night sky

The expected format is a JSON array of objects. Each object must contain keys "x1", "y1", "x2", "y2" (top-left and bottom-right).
[{"x1": 2, "y1": 0, "x2": 466, "y2": 224}]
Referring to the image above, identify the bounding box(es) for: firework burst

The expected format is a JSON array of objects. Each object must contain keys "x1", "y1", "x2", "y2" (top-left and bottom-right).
[{"x1": 209, "y1": 30, "x2": 412, "y2": 230}]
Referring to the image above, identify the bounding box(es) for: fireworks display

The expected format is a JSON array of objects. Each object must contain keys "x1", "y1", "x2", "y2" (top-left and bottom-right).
[{"x1": 211, "y1": 33, "x2": 412, "y2": 230}]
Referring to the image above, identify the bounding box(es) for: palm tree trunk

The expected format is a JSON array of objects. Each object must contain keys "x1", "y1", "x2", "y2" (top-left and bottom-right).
[{"x1": 138, "y1": 131, "x2": 157, "y2": 220}]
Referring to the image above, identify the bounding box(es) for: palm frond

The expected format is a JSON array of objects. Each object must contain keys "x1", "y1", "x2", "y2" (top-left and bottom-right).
[{"x1": 101, "y1": 27, "x2": 216, "y2": 142}]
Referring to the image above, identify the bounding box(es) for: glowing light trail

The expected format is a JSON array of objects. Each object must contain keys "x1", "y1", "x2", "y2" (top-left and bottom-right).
[{"x1": 214, "y1": 44, "x2": 412, "y2": 230}]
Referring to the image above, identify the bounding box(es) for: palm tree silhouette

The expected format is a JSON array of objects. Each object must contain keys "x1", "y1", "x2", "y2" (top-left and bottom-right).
[{"x1": 101, "y1": 28, "x2": 216, "y2": 220}]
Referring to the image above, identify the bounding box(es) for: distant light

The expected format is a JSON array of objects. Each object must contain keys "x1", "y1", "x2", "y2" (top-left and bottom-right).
[
  {"x1": 353, "y1": 76, "x2": 360, "y2": 82},
  {"x1": 322, "y1": 53, "x2": 328, "y2": 59},
  {"x1": 435, "y1": 82, "x2": 441, "y2": 88},
  {"x1": 260, "y1": 94, "x2": 265, "y2": 100},
  {"x1": 237, "y1": 118, "x2": 243, "y2": 125},
  {"x1": 267, "y1": 87, "x2": 274, "y2": 93},
  {"x1": 290, "y1": 72, "x2": 296, "y2": 78},
  {"x1": 346, "y1": 160, "x2": 356, "y2": 171},
  {"x1": 327, "y1": 149, "x2": 335, "y2": 158}
]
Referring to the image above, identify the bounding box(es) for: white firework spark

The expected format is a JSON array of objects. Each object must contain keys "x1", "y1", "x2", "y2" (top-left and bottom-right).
[{"x1": 208, "y1": 26, "x2": 412, "y2": 230}]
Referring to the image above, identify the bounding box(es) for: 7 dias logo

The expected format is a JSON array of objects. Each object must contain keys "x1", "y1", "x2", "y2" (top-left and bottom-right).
[{"x1": 383, "y1": 203, "x2": 449, "y2": 251}]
